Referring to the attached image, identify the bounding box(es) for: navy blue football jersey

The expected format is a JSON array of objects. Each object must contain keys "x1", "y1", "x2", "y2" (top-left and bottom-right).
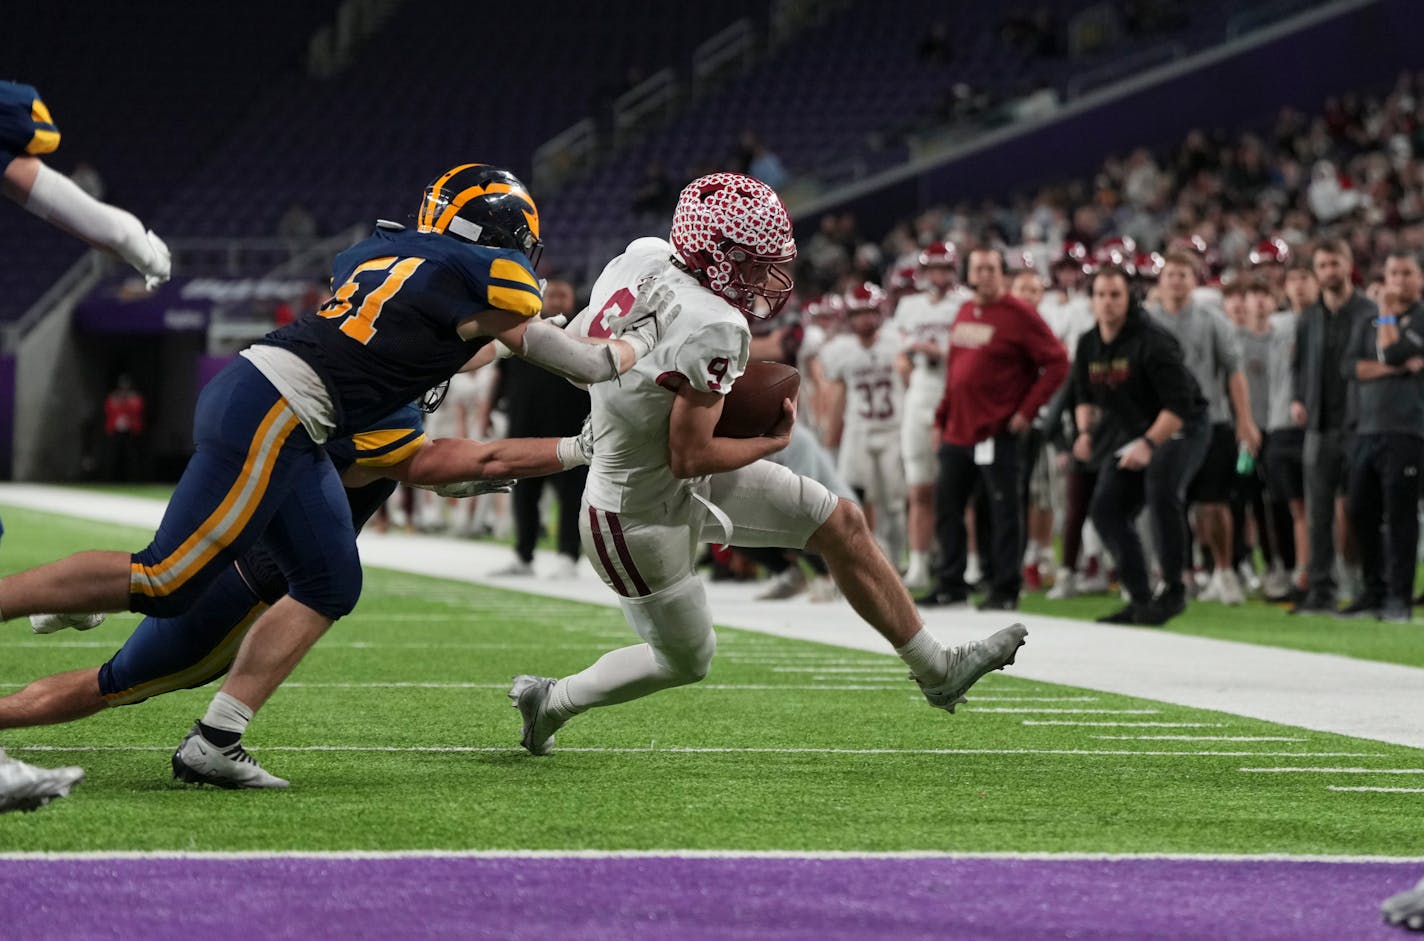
[
  {"x1": 258, "y1": 225, "x2": 542, "y2": 438},
  {"x1": 0, "y1": 81, "x2": 60, "y2": 165}
]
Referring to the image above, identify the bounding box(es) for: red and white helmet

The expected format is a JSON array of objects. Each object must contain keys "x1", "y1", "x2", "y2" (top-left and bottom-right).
[
  {"x1": 807, "y1": 293, "x2": 846, "y2": 333},
  {"x1": 887, "y1": 264, "x2": 920, "y2": 294},
  {"x1": 670, "y1": 172, "x2": 796, "y2": 317},
  {"x1": 1248, "y1": 237, "x2": 1291, "y2": 267},
  {"x1": 843, "y1": 281, "x2": 886, "y2": 314},
  {"x1": 918, "y1": 240, "x2": 958, "y2": 269}
]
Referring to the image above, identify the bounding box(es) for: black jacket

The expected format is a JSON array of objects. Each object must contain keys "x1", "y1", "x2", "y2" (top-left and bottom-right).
[
  {"x1": 1072, "y1": 305, "x2": 1207, "y2": 466},
  {"x1": 1291, "y1": 289, "x2": 1377, "y2": 432}
]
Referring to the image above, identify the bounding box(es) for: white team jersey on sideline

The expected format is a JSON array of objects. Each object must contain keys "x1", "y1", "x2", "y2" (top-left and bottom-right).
[
  {"x1": 819, "y1": 330, "x2": 903, "y2": 436},
  {"x1": 569, "y1": 237, "x2": 751, "y2": 516},
  {"x1": 891, "y1": 287, "x2": 968, "y2": 401},
  {"x1": 1038, "y1": 290, "x2": 1094, "y2": 357}
]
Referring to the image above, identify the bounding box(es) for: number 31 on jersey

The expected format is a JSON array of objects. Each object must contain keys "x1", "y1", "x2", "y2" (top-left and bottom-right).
[{"x1": 318, "y1": 256, "x2": 426, "y2": 344}]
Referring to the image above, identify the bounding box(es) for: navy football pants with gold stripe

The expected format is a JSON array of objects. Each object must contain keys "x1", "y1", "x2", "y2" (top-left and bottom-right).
[
  {"x1": 128, "y1": 358, "x2": 361, "y2": 619},
  {"x1": 99, "y1": 564, "x2": 266, "y2": 705}
]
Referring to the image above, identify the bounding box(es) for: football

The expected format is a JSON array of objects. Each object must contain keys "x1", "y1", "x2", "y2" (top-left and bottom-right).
[{"x1": 714, "y1": 361, "x2": 800, "y2": 438}]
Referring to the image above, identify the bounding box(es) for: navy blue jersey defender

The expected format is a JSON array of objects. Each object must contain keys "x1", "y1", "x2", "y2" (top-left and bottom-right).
[
  {"x1": 0, "y1": 81, "x2": 60, "y2": 167},
  {"x1": 100, "y1": 407, "x2": 427, "y2": 706},
  {"x1": 259, "y1": 224, "x2": 542, "y2": 438},
  {"x1": 127, "y1": 164, "x2": 544, "y2": 621}
]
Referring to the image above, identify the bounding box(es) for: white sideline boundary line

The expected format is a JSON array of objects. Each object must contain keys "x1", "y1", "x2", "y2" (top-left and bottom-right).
[
  {"x1": 2, "y1": 484, "x2": 1423, "y2": 749},
  {"x1": 0, "y1": 849, "x2": 1421, "y2": 863},
  {"x1": 9, "y1": 745, "x2": 1387, "y2": 758}
]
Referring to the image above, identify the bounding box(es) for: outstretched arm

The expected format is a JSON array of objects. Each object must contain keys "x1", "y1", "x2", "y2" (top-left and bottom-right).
[
  {"x1": 3, "y1": 156, "x2": 170, "y2": 289},
  {"x1": 460, "y1": 310, "x2": 643, "y2": 384}
]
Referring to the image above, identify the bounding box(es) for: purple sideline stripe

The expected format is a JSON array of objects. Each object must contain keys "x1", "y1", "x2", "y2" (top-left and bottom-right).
[{"x1": 0, "y1": 856, "x2": 1415, "y2": 940}]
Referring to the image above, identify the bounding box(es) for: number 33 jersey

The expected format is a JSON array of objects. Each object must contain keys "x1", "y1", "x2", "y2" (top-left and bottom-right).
[
  {"x1": 570, "y1": 237, "x2": 751, "y2": 515},
  {"x1": 818, "y1": 331, "x2": 904, "y2": 436},
  {"x1": 257, "y1": 224, "x2": 542, "y2": 438}
]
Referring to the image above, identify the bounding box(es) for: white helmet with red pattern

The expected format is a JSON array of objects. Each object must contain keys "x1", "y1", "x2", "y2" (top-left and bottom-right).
[
  {"x1": 670, "y1": 172, "x2": 796, "y2": 317},
  {"x1": 843, "y1": 281, "x2": 886, "y2": 337}
]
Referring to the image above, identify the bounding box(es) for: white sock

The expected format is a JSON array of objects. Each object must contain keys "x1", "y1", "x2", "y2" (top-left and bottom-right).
[
  {"x1": 908, "y1": 550, "x2": 928, "y2": 572},
  {"x1": 201, "y1": 692, "x2": 254, "y2": 737},
  {"x1": 895, "y1": 627, "x2": 946, "y2": 682},
  {"x1": 547, "y1": 678, "x2": 584, "y2": 720},
  {"x1": 549, "y1": 645, "x2": 684, "y2": 719}
]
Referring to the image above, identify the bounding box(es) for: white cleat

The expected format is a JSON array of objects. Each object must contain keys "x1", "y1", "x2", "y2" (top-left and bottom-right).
[
  {"x1": 30, "y1": 612, "x2": 106, "y2": 635},
  {"x1": 508, "y1": 675, "x2": 566, "y2": 756},
  {"x1": 0, "y1": 748, "x2": 84, "y2": 813},
  {"x1": 756, "y1": 567, "x2": 807, "y2": 601},
  {"x1": 547, "y1": 555, "x2": 579, "y2": 580},
  {"x1": 1382, "y1": 877, "x2": 1424, "y2": 931},
  {"x1": 913, "y1": 624, "x2": 1029, "y2": 714},
  {"x1": 1046, "y1": 569, "x2": 1077, "y2": 600},
  {"x1": 171, "y1": 724, "x2": 288, "y2": 789},
  {"x1": 490, "y1": 558, "x2": 534, "y2": 577},
  {"x1": 807, "y1": 576, "x2": 842, "y2": 603}
]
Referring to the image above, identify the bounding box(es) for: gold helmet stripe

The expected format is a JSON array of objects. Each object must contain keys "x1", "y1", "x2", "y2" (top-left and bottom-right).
[
  {"x1": 418, "y1": 163, "x2": 481, "y2": 231},
  {"x1": 434, "y1": 181, "x2": 513, "y2": 234}
]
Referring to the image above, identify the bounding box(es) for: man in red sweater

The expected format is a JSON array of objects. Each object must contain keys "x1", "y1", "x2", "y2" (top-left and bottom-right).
[{"x1": 919, "y1": 248, "x2": 1069, "y2": 609}]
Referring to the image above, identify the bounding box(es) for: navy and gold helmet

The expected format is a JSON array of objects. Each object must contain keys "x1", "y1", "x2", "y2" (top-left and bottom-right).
[{"x1": 416, "y1": 164, "x2": 542, "y2": 265}]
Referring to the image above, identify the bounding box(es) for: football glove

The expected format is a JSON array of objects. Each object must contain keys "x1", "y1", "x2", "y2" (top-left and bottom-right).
[{"x1": 432, "y1": 478, "x2": 515, "y2": 498}]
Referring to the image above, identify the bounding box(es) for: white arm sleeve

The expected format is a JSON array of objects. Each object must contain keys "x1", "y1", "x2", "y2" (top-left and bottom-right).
[
  {"x1": 519, "y1": 319, "x2": 621, "y2": 384},
  {"x1": 25, "y1": 163, "x2": 170, "y2": 286}
]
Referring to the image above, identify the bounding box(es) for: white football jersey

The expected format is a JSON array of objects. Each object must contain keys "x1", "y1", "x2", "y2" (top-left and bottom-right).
[
  {"x1": 570, "y1": 237, "x2": 752, "y2": 515},
  {"x1": 1037, "y1": 290, "x2": 1094, "y2": 357},
  {"x1": 891, "y1": 287, "x2": 969, "y2": 399},
  {"x1": 819, "y1": 330, "x2": 903, "y2": 435}
]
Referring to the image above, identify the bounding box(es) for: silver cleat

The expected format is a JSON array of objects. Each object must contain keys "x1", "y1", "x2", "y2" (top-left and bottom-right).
[
  {"x1": 0, "y1": 748, "x2": 84, "y2": 813},
  {"x1": 913, "y1": 623, "x2": 1028, "y2": 713},
  {"x1": 508, "y1": 675, "x2": 567, "y2": 756},
  {"x1": 171, "y1": 723, "x2": 288, "y2": 789}
]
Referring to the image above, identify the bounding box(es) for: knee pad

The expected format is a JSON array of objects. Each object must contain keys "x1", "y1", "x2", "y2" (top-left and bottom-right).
[{"x1": 619, "y1": 575, "x2": 716, "y2": 684}]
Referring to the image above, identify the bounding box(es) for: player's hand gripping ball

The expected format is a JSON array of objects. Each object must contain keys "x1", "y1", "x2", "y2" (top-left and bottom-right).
[{"x1": 714, "y1": 361, "x2": 800, "y2": 438}]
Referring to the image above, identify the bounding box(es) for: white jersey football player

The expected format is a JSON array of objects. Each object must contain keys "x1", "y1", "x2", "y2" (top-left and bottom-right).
[
  {"x1": 819, "y1": 282, "x2": 907, "y2": 566},
  {"x1": 892, "y1": 242, "x2": 970, "y2": 590},
  {"x1": 508, "y1": 174, "x2": 1025, "y2": 754}
]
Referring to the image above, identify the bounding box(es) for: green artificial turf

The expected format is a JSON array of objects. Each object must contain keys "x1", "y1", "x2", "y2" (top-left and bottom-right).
[{"x1": 0, "y1": 503, "x2": 1420, "y2": 855}]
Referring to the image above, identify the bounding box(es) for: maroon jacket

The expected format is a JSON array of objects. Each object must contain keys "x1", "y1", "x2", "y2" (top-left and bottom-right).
[{"x1": 935, "y1": 293, "x2": 1069, "y2": 447}]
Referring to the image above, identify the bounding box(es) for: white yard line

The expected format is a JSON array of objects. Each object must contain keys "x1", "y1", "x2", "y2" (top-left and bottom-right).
[
  {"x1": 1241, "y1": 767, "x2": 1424, "y2": 774},
  {"x1": 1327, "y1": 786, "x2": 1424, "y2": 793},
  {"x1": 1094, "y1": 736, "x2": 1307, "y2": 742},
  {"x1": 1023, "y1": 721, "x2": 1230, "y2": 728},
  {"x1": 3, "y1": 483, "x2": 1422, "y2": 750}
]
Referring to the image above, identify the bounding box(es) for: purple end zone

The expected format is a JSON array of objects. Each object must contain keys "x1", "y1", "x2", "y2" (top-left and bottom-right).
[{"x1": 1, "y1": 856, "x2": 1416, "y2": 940}]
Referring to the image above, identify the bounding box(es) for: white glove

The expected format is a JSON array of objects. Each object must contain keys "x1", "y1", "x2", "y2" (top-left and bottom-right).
[
  {"x1": 556, "y1": 416, "x2": 595, "y2": 468},
  {"x1": 609, "y1": 281, "x2": 679, "y2": 359},
  {"x1": 432, "y1": 478, "x2": 515, "y2": 498},
  {"x1": 136, "y1": 230, "x2": 171, "y2": 291},
  {"x1": 31, "y1": 612, "x2": 106, "y2": 635},
  {"x1": 576, "y1": 413, "x2": 594, "y2": 464}
]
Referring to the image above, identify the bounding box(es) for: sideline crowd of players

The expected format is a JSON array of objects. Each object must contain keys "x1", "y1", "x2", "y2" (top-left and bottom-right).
[{"x1": 728, "y1": 232, "x2": 1424, "y2": 624}]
